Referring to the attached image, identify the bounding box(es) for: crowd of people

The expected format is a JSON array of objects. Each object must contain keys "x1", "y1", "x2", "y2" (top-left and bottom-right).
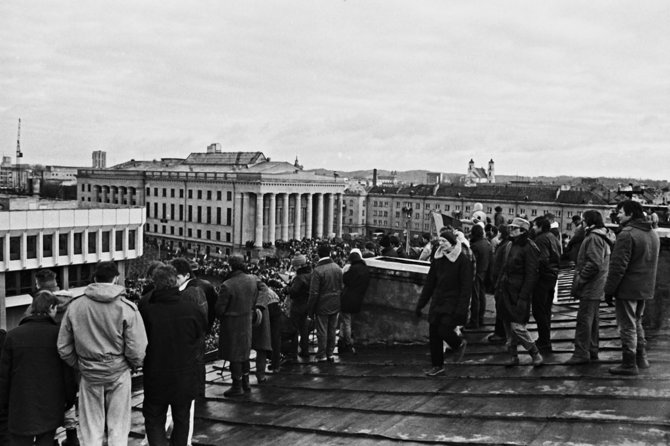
[{"x1": 0, "y1": 200, "x2": 661, "y2": 445}]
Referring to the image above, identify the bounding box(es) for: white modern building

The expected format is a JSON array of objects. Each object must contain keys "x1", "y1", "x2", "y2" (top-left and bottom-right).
[{"x1": 0, "y1": 196, "x2": 145, "y2": 329}]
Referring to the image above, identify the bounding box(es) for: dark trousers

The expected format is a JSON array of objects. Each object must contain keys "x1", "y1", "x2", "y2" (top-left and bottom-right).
[
  {"x1": 197, "y1": 339, "x2": 206, "y2": 400},
  {"x1": 268, "y1": 302, "x2": 282, "y2": 367},
  {"x1": 429, "y1": 315, "x2": 463, "y2": 366},
  {"x1": 290, "y1": 311, "x2": 310, "y2": 355},
  {"x1": 532, "y1": 277, "x2": 557, "y2": 348},
  {"x1": 143, "y1": 400, "x2": 192, "y2": 446},
  {"x1": 230, "y1": 360, "x2": 251, "y2": 379},
  {"x1": 470, "y1": 275, "x2": 486, "y2": 326},
  {"x1": 9, "y1": 429, "x2": 57, "y2": 446}
]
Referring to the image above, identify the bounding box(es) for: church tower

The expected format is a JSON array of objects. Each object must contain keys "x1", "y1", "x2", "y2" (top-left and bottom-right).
[
  {"x1": 468, "y1": 159, "x2": 475, "y2": 174},
  {"x1": 487, "y1": 159, "x2": 495, "y2": 183}
]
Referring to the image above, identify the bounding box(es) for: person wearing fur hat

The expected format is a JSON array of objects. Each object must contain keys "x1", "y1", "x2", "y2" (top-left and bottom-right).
[
  {"x1": 415, "y1": 229, "x2": 472, "y2": 376},
  {"x1": 287, "y1": 254, "x2": 312, "y2": 360},
  {"x1": 339, "y1": 249, "x2": 370, "y2": 354},
  {"x1": 496, "y1": 217, "x2": 544, "y2": 367}
]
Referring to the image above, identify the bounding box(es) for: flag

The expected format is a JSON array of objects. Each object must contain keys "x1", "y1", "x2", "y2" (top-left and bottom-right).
[{"x1": 431, "y1": 211, "x2": 463, "y2": 234}]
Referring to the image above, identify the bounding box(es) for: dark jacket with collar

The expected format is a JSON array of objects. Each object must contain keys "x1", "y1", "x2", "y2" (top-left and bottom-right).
[
  {"x1": 216, "y1": 270, "x2": 259, "y2": 361},
  {"x1": 604, "y1": 219, "x2": 660, "y2": 300},
  {"x1": 417, "y1": 251, "x2": 473, "y2": 325},
  {"x1": 289, "y1": 265, "x2": 312, "y2": 316},
  {"x1": 308, "y1": 258, "x2": 343, "y2": 315},
  {"x1": 341, "y1": 258, "x2": 370, "y2": 314},
  {"x1": 495, "y1": 233, "x2": 540, "y2": 323},
  {"x1": 185, "y1": 277, "x2": 218, "y2": 332},
  {"x1": 0, "y1": 315, "x2": 76, "y2": 436},
  {"x1": 140, "y1": 286, "x2": 207, "y2": 405}
]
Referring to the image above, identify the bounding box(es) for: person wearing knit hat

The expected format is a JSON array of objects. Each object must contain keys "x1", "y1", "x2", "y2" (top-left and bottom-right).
[{"x1": 496, "y1": 216, "x2": 544, "y2": 367}]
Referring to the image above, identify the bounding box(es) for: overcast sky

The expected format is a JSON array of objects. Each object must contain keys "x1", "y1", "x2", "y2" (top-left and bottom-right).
[{"x1": 1, "y1": 1, "x2": 668, "y2": 180}]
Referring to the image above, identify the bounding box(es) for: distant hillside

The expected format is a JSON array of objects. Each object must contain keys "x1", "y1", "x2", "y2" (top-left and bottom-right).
[{"x1": 307, "y1": 169, "x2": 669, "y2": 190}]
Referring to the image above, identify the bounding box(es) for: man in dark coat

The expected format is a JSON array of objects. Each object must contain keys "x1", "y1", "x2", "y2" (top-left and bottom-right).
[
  {"x1": 288, "y1": 254, "x2": 312, "y2": 359},
  {"x1": 468, "y1": 224, "x2": 491, "y2": 329},
  {"x1": 308, "y1": 244, "x2": 343, "y2": 362},
  {"x1": 139, "y1": 265, "x2": 207, "y2": 446},
  {"x1": 379, "y1": 235, "x2": 397, "y2": 257},
  {"x1": 530, "y1": 216, "x2": 562, "y2": 354},
  {"x1": 494, "y1": 206, "x2": 506, "y2": 228},
  {"x1": 339, "y1": 249, "x2": 370, "y2": 354},
  {"x1": 566, "y1": 214, "x2": 585, "y2": 263},
  {"x1": 415, "y1": 230, "x2": 472, "y2": 376},
  {"x1": 496, "y1": 218, "x2": 543, "y2": 367},
  {"x1": 605, "y1": 200, "x2": 660, "y2": 375},
  {"x1": 0, "y1": 291, "x2": 76, "y2": 446},
  {"x1": 216, "y1": 255, "x2": 259, "y2": 396}
]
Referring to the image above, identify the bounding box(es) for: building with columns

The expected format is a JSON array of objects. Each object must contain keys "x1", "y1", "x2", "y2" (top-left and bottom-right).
[
  {"x1": 0, "y1": 196, "x2": 145, "y2": 329},
  {"x1": 77, "y1": 150, "x2": 346, "y2": 256}
]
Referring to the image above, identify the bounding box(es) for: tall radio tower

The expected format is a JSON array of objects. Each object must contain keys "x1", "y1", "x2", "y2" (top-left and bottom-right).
[{"x1": 15, "y1": 118, "x2": 23, "y2": 191}]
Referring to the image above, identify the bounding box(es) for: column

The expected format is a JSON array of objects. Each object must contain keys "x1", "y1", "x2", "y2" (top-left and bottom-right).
[
  {"x1": 305, "y1": 193, "x2": 313, "y2": 239},
  {"x1": 282, "y1": 193, "x2": 290, "y2": 241},
  {"x1": 325, "y1": 193, "x2": 334, "y2": 239},
  {"x1": 316, "y1": 193, "x2": 324, "y2": 238},
  {"x1": 110, "y1": 229, "x2": 117, "y2": 255},
  {"x1": 68, "y1": 230, "x2": 74, "y2": 264},
  {"x1": 123, "y1": 227, "x2": 129, "y2": 258},
  {"x1": 20, "y1": 233, "x2": 27, "y2": 269},
  {"x1": 255, "y1": 193, "x2": 264, "y2": 248},
  {"x1": 234, "y1": 192, "x2": 243, "y2": 247},
  {"x1": 37, "y1": 231, "x2": 44, "y2": 266},
  {"x1": 336, "y1": 193, "x2": 343, "y2": 238},
  {"x1": 293, "y1": 193, "x2": 302, "y2": 240},
  {"x1": 268, "y1": 193, "x2": 276, "y2": 245},
  {"x1": 240, "y1": 192, "x2": 248, "y2": 246},
  {"x1": 53, "y1": 230, "x2": 60, "y2": 264}
]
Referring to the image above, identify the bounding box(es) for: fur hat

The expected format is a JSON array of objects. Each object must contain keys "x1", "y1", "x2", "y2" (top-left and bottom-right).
[
  {"x1": 508, "y1": 217, "x2": 530, "y2": 232},
  {"x1": 291, "y1": 254, "x2": 307, "y2": 268}
]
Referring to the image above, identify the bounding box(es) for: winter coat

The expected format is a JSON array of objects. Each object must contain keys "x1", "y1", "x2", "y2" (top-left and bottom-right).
[
  {"x1": 571, "y1": 227, "x2": 614, "y2": 300},
  {"x1": 470, "y1": 238, "x2": 491, "y2": 281},
  {"x1": 494, "y1": 212, "x2": 506, "y2": 228},
  {"x1": 180, "y1": 280, "x2": 208, "y2": 321},
  {"x1": 57, "y1": 283, "x2": 148, "y2": 384},
  {"x1": 139, "y1": 286, "x2": 207, "y2": 405},
  {"x1": 380, "y1": 247, "x2": 397, "y2": 257},
  {"x1": 495, "y1": 233, "x2": 540, "y2": 324},
  {"x1": 216, "y1": 270, "x2": 259, "y2": 362},
  {"x1": 341, "y1": 258, "x2": 370, "y2": 314},
  {"x1": 534, "y1": 230, "x2": 561, "y2": 282},
  {"x1": 604, "y1": 219, "x2": 660, "y2": 300},
  {"x1": 288, "y1": 265, "x2": 312, "y2": 316},
  {"x1": 186, "y1": 278, "x2": 218, "y2": 332},
  {"x1": 416, "y1": 251, "x2": 473, "y2": 325},
  {"x1": 567, "y1": 225, "x2": 586, "y2": 262},
  {"x1": 308, "y1": 258, "x2": 343, "y2": 316},
  {"x1": 252, "y1": 285, "x2": 274, "y2": 352},
  {"x1": 0, "y1": 315, "x2": 77, "y2": 436}
]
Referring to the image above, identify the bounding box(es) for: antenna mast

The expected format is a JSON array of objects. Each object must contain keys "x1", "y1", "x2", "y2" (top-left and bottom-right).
[{"x1": 15, "y1": 118, "x2": 23, "y2": 191}]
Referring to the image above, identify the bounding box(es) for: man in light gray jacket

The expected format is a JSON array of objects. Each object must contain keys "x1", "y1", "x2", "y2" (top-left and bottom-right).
[{"x1": 58, "y1": 261, "x2": 148, "y2": 446}]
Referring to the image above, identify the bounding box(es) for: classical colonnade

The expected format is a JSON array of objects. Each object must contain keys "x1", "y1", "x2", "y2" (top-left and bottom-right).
[{"x1": 236, "y1": 191, "x2": 344, "y2": 247}]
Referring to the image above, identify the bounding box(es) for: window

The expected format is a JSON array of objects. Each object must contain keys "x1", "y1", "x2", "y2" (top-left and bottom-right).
[
  {"x1": 531, "y1": 209, "x2": 537, "y2": 216},
  {"x1": 455, "y1": 205, "x2": 461, "y2": 211},
  {"x1": 83, "y1": 184, "x2": 86, "y2": 192},
  {"x1": 217, "y1": 208, "x2": 222, "y2": 225},
  {"x1": 197, "y1": 190, "x2": 202, "y2": 200},
  {"x1": 171, "y1": 226, "x2": 175, "y2": 235},
  {"x1": 197, "y1": 206, "x2": 202, "y2": 223},
  {"x1": 162, "y1": 203, "x2": 167, "y2": 219},
  {"x1": 227, "y1": 191, "x2": 232, "y2": 201},
  {"x1": 217, "y1": 191, "x2": 222, "y2": 200},
  {"x1": 197, "y1": 230, "x2": 202, "y2": 238},
  {"x1": 153, "y1": 203, "x2": 158, "y2": 218},
  {"x1": 226, "y1": 232, "x2": 231, "y2": 242},
  {"x1": 509, "y1": 208, "x2": 515, "y2": 215},
  {"x1": 9, "y1": 236, "x2": 20, "y2": 260},
  {"x1": 487, "y1": 207, "x2": 492, "y2": 213},
  {"x1": 226, "y1": 208, "x2": 232, "y2": 226},
  {"x1": 426, "y1": 204, "x2": 430, "y2": 210},
  {"x1": 102, "y1": 231, "x2": 110, "y2": 252},
  {"x1": 162, "y1": 188, "x2": 167, "y2": 197},
  {"x1": 444, "y1": 205, "x2": 450, "y2": 211},
  {"x1": 188, "y1": 228, "x2": 193, "y2": 237},
  {"x1": 171, "y1": 188, "x2": 175, "y2": 198},
  {"x1": 206, "y1": 230, "x2": 211, "y2": 239},
  {"x1": 416, "y1": 203, "x2": 421, "y2": 210},
  {"x1": 188, "y1": 206, "x2": 193, "y2": 222},
  {"x1": 207, "y1": 190, "x2": 212, "y2": 200},
  {"x1": 395, "y1": 211, "x2": 400, "y2": 218},
  {"x1": 26, "y1": 235, "x2": 37, "y2": 259},
  {"x1": 179, "y1": 189, "x2": 184, "y2": 198},
  {"x1": 465, "y1": 206, "x2": 471, "y2": 212},
  {"x1": 154, "y1": 187, "x2": 158, "y2": 196},
  {"x1": 567, "y1": 223, "x2": 573, "y2": 231},
  {"x1": 519, "y1": 209, "x2": 525, "y2": 215},
  {"x1": 207, "y1": 207, "x2": 212, "y2": 224},
  {"x1": 116, "y1": 230, "x2": 123, "y2": 251},
  {"x1": 43, "y1": 234, "x2": 53, "y2": 257},
  {"x1": 178, "y1": 227, "x2": 183, "y2": 236},
  {"x1": 170, "y1": 204, "x2": 175, "y2": 220},
  {"x1": 74, "y1": 233, "x2": 83, "y2": 254},
  {"x1": 216, "y1": 231, "x2": 221, "y2": 241},
  {"x1": 162, "y1": 226, "x2": 166, "y2": 234},
  {"x1": 59, "y1": 233, "x2": 68, "y2": 256},
  {"x1": 88, "y1": 232, "x2": 97, "y2": 254},
  {"x1": 153, "y1": 224, "x2": 157, "y2": 233},
  {"x1": 188, "y1": 190, "x2": 193, "y2": 199},
  {"x1": 179, "y1": 205, "x2": 184, "y2": 221}
]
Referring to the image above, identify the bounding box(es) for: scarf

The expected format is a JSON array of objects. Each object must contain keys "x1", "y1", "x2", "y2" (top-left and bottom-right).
[{"x1": 434, "y1": 240, "x2": 462, "y2": 262}]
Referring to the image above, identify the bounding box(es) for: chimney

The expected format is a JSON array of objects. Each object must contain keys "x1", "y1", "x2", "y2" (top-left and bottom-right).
[
  {"x1": 207, "y1": 143, "x2": 221, "y2": 154},
  {"x1": 373, "y1": 169, "x2": 378, "y2": 187}
]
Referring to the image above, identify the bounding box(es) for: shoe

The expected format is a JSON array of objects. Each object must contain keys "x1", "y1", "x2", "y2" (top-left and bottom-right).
[
  {"x1": 62, "y1": 429, "x2": 80, "y2": 446},
  {"x1": 488, "y1": 334, "x2": 506, "y2": 345},
  {"x1": 610, "y1": 351, "x2": 639, "y2": 376},
  {"x1": 564, "y1": 356, "x2": 589, "y2": 365},
  {"x1": 636, "y1": 347, "x2": 650, "y2": 369},
  {"x1": 223, "y1": 378, "x2": 245, "y2": 397},
  {"x1": 590, "y1": 352, "x2": 599, "y2": 361},
  {"x1": 242, "y1": 374, "x2": 251, "y2": 393},
  {"x1": 327, "y1": 356, "x2": 335, "y2": 362},
  {"x1": 454, "y1": 339, "x2": 467, "y2": 362},
  {"x1": 531, "y1": 351, "x2": 544, "y2": 367},
  {"x1": 424, "y1": 366, "x2": 445, "y2": 376}
]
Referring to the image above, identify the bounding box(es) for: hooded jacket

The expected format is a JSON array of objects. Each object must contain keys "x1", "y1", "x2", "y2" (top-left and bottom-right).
[
  {"x1": 604, "y1": 219, "x2": 660, "y2": 300},
  {"x1": 571, "y1": 227, "x2": 615, "y2": 300},
  {"x1": 57, "y1": 282, "x2": 148, "y2": 384}
]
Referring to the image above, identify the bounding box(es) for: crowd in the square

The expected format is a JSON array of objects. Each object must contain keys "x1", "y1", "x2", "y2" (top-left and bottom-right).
[{"x1": 0, "y1": 199, "x2": 661, "y2": 445}]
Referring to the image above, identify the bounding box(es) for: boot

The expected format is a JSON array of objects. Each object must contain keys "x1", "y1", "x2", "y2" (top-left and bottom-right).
[
  {"x1": 636, "y1": 346, "x2": 650, "y2": 369},
  {"x1": 223, "y1": 377, "x2": 245, "y2": 397},
  {"x1": 242, "y1": 373, "x2": 251, "y2": 393},
  {"x1": 609, "y1": 351, "x2": 639, "y2": 376},
  {"x1": 529, "y1": 345, "x2": 544, "y2": 367},
  {"x1": 61, "y1": 429, "x2": 80, "y2": 446},
  {"x1": 505, "y1": 345, "x2": 520, "y2": 367}
]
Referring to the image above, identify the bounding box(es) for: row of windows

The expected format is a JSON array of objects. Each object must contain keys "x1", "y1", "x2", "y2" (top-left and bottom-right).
[
  {"x1": 5, "y1": 264, "x2": 97, "y2": 296},
  {"x1": 368, "y1": 198, "x2": 564, "y2": 219},
  {"x1": 0, "y1": 230, "x2": 136, "y2": 262},
  {"x1": 146, "y1": 203, "x2": 232, "y2": 225},
  {"x1": 146, "y1": 225, "x2": 232, "y2": 242},
  {"x1": 146, "y1": 187, "x2": 233, "y2": 202}
]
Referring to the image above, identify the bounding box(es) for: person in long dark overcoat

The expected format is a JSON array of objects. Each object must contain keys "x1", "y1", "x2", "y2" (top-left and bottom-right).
[
  {"x1": 252, "y1": 282, "x2": 273, "y2": 382},
  {"x1": 339, "y1": 249, "x2": 370, "y2": 354},
  {"x1": 139, "y1": 265, "x2": 207, "y2": 446},
  {"x1": 216, "y1": 255, "x2": 259, "y2": 396},
  {"x1": 287, "y1": 254, "x2": 312, "y2": 360},
  {"x1": 0, "y1": 291, "x2": 76, "y2": 446}
]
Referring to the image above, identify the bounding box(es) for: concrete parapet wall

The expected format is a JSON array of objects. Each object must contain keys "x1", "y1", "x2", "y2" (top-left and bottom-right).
[{"x1": 353, "y1": 257, "x2": 429, "y2": 344}]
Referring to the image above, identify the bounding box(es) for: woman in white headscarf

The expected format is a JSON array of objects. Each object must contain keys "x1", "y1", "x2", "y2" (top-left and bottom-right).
[{"x1": 415, "y1": 229, "x2": 473, "y2": 376}]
